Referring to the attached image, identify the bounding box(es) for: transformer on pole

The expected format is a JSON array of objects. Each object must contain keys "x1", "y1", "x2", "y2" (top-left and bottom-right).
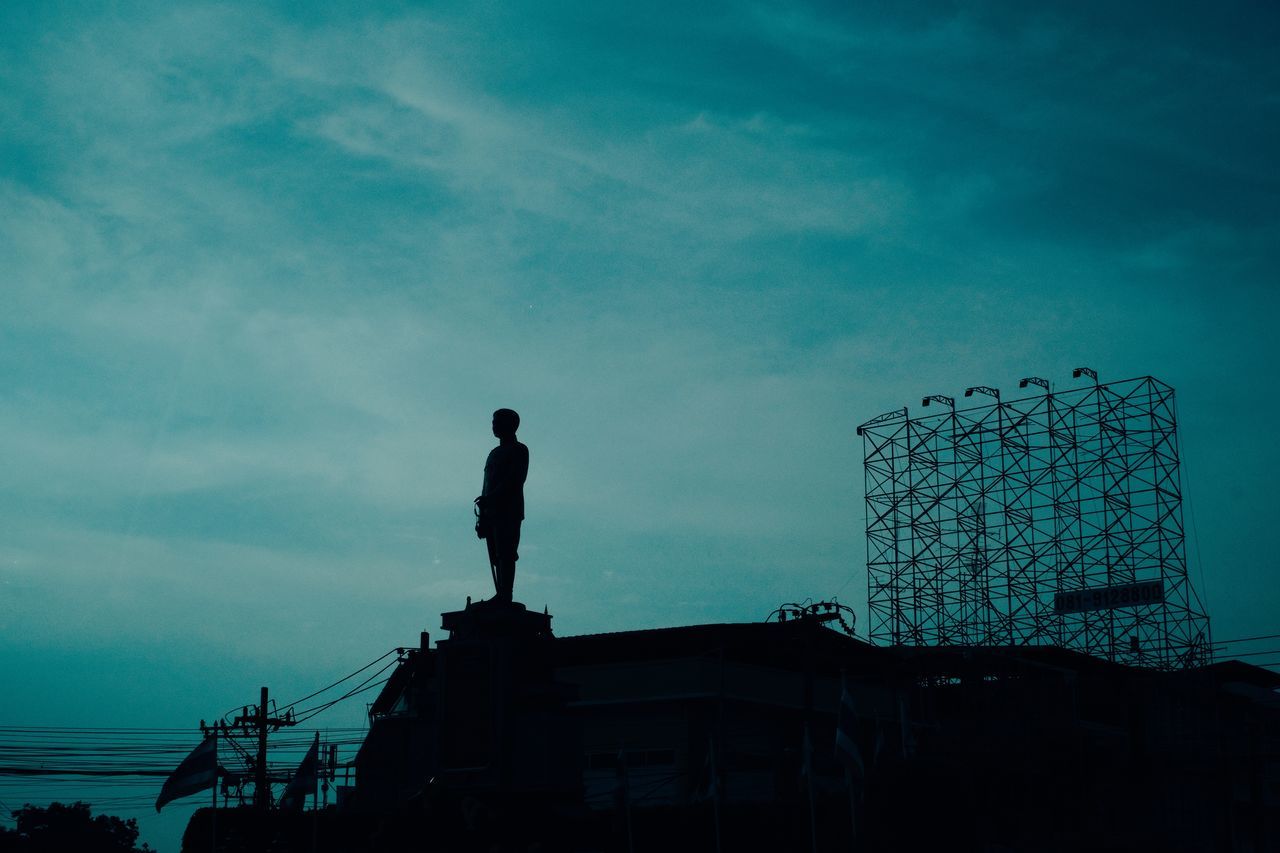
[{"x1": 857, "y1": 373, "x2": 1211, "y2": 669}]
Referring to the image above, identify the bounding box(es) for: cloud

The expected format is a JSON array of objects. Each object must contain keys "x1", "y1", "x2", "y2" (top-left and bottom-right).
[
  {"x1": 5, "y1": 8, "x2": 1278, "y2": 852},
  {"x1": 1, "y1": 0, "x2": 1277, "y2": 681}
]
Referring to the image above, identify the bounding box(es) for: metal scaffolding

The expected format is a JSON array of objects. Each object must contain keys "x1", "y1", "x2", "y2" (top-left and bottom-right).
[{"x1": 857, "y1": 374, "x2": 1211, "y2": 669}]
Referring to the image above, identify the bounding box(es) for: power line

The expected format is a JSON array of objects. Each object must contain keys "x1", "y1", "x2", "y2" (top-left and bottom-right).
[
  {"x1": 1214, "y1": 633, "x2": 1280, "y2": 646},
  {"x1": 276, "y1": 649, "x2": 401, "y2": 712},
  {"x1": 292, "y1": 658, "x2": 401, "y2": 724},
  {"x1": 0, "y1": 722, "x2": 373, "y2": 816},
  {"x1": 216, "y1": 649, "x2": 401, "y2": 723},
  {"x1": 1217, "y1": 649, "x2": 1280, "y2": 660}
]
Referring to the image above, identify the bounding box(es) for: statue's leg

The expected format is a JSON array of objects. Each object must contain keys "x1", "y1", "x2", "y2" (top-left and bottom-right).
[
  {"x1": 505, "y1": 522, "x2": 520, "y2": 599},
  {"x1": 485, "y1": 535, "x2": 500, "y2": 596},
  {"x1": 493, "y1": 519, "x2": 520, "y2": 602}
]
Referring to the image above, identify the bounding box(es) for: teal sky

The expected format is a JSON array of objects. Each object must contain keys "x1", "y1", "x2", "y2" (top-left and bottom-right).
[{"x1": 2, "y1": 1, "x2": 1278, "y2": 847}]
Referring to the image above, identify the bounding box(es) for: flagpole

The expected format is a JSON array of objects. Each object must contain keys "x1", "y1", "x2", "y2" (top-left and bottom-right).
[
  {"x1": 625, "y1": 764, "x2": 634, "y2": 853},
  {"x1": 836, "y1": 670, "x2": 868, "y2": 852},
  {"x1": 846, "y1": 766, "x2": 858, "y2": 853},
  {"x1": 807, "y1": 762, "x2": 818, "y2": 853},
  {"x1": 311, "y1": 734, "x2": 320, "y2": 853},
  {"x1": 709, "y1": 734, "x2": 722, "y2": 853},
  {"x1": 616, "y1": 748, "x2": 633, "y2": 853},
  {"x1": 211, "y1": 725, "x2": 217, "y2": 853},
  {"x1": 712, "y1": 788, "x2": 722, "y2": 853},
  {"x1": 714, "y1": 649, "x2": 725, "y2": 853},
  {"x1": 805, "y1": 724, "x2": 817, "y2": 853}
]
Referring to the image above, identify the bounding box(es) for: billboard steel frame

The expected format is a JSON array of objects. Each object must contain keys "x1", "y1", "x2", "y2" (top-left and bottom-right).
[{"x1": 858, "y1": 375, "x2": 1211, "y2": 669}]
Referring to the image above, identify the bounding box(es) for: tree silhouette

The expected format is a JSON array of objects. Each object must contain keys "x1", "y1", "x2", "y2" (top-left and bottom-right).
[{"x1": 0, "y1": 801, "x2": 153, "y2": 853}]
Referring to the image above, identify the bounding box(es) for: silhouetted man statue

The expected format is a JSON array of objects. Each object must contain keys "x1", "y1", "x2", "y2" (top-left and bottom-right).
[{"x1": 475, "y1": 408, "x2": 528, "y2": 603}]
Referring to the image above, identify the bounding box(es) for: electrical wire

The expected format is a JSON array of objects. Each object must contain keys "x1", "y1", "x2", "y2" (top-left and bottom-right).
[
  {"x1": 217, "y1": 649, "x2": 401, "y2": 723},
  {"x1": 0, "y1": 722, "x2": 371, "y2": 823},
  {"x1": 0, "y1": 727, "x2": 366, "y2": 778},
  {"x1": 276, "y1": 649, "x2": 401, "y2": 713},
  {"x1": 291, "y1": 658, "x2": 401, "y2": 724},
  {"x1": 1213, "y1": 633, "x2": 1280, "y2": 646},
  {"x1": 1213, "y1": 648, "x2": 1280, "y2": 660}
]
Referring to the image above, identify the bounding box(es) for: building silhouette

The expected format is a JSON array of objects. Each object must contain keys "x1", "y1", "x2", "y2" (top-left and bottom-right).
[{"x1": 184, "y1": 598, "x2": 1280, "y2": 852}]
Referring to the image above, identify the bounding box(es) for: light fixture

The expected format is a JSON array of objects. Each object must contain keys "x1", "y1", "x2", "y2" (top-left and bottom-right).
[
  {"x1": 856, "y1": 407, "x2": 908, "y2": 436},
  {"x1": 964, "y1": 386, "x2": 1000, "y2": 401}
]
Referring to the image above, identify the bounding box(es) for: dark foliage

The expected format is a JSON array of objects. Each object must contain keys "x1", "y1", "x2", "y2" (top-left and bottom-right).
[{"x1": 0, "y1": 801, "x2": 153, "y2": 853}]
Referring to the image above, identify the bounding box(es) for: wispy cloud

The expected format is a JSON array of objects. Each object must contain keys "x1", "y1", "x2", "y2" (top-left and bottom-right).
[{"x1": 0, "y1": 2, "x2": 1277, "y2": 746}]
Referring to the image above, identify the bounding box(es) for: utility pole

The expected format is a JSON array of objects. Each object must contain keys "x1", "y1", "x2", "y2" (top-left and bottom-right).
[
  {"x1": 224, "y1": 686, "x2": 296, "y2": 809},
  {"x1": 199, "y1": 685, "x2": 342, "y2": 822},
  {"x1": 255, "y1": 687, "x2": 269, "y2": 809}
]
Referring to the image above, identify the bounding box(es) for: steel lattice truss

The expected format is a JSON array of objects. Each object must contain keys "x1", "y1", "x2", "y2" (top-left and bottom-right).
[{"x1": 858, "y1": 376, "x2": 1211, "y2": 669}]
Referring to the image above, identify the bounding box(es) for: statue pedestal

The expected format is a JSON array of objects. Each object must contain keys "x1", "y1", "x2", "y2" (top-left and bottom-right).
[
  {"x1": 435, "y1": 599, "x2": 576, "y2": 794},
  {"x1": 440, "y1": 598, "x2": 553, "y2": 643}
]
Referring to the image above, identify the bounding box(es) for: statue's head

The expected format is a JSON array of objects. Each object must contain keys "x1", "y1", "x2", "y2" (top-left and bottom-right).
[{"x1": 492, "y1": 408, "x2": 520, "y2": 438}]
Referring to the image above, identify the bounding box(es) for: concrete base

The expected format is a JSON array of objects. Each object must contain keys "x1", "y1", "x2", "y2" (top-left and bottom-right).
[{"x1": 440, "y1": 597, "x2": 554, "y2": 642}]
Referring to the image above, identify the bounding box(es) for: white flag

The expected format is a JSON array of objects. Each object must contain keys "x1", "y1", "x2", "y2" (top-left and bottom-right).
[
  {"x1": 280, "y1": 734, "x2": 320, "y2": 811},
  {"x1": 835, "y1": 675, "x2": 865, "y2": 778},
  {"x1": 156, "y1": 737, "x2": 217, "y2": 812}
]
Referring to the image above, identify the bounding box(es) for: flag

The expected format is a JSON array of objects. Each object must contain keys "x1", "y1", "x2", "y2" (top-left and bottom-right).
[
  {"x1": 835, "y1": 675, "x2": 865, "y2": 779},
  {"x1": 156, "y1": 737, "x2": 217, "y2": 812},
  {"x1": 800, "y1": 723, "x2": 814, "y2": 785},
  {"x1": 697, "y1": 737, "x2": 720, "y2": 803},
  {"x1": 613, "y1": 748, "x2": 630, "y2": 811},
  {"x1": 897, "y1": 693, "x2": 917, "y2": 758},
  {"x1": 280, "y1": 734, "x2": 320, "y2": 811}
]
